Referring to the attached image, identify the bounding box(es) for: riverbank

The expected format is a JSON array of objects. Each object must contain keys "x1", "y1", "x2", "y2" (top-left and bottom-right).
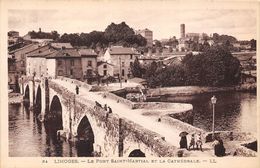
[
  {"x1": 147, "y1": 83, "x2": 256, "y2": 97},
  {"x1": 8, "y1": 93, "x2": 23, "y2": 104}
]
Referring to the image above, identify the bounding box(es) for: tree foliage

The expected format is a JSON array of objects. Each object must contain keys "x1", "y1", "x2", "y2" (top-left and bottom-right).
[
  {"x1": 28, "y1": 30, "x2": 60, "y2": 40},
  {"x1": 142, "y1": 46, "x2": 241, "y2": 87},
  {"x1": 212, "y1": 33, "x2": 237, "y2": 44},
  {"x1": 58, "y1": 22, "x2": 147, "y2": 47},
  {"x1": 130, "y1": 57, "x2": 144, "y2": 78}
]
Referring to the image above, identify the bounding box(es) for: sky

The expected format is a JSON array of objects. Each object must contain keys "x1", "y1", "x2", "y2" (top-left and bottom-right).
[{"x1": 8, "y1": 1, "x2": 257, "y2": 41}]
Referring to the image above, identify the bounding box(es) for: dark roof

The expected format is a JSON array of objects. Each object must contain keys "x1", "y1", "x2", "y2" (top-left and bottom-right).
[
  {"x1": 46, "y1": 49, "x2": 81, "y2": 58},
  {"x1": 78, "y1": 49, "x2": 97, "y2": 56},
  {"x1": 108, "y1": 46, "x2": 139, "y2": 55},
  {"x1": 97, "y1": 61, "x2": 114, "y2": 67},
  {"x1": 27, "y1": 49, "x2": 55, "y2": 57},
  {"x1": 9, "y1": 44, "x2": 38, "y2": 54},
  {"x1": 50, "y1": 43, "x2": 73, "y2": 49}
]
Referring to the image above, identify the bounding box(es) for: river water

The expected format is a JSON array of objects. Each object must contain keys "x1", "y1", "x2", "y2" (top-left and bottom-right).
[
  {"x1": 9, "y1": 91, "x2": 257, "y2": 157},
  {"x1": 8, "y1": 104, "x2": 91, "y2": 157},
  {"x1": 161, "y1": 91, "x2": 257, "y2": 134}
]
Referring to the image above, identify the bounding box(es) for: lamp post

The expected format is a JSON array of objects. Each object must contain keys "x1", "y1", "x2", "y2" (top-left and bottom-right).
[{"x1": 211, "y1": 95, "x2": 217, "y2": 139}]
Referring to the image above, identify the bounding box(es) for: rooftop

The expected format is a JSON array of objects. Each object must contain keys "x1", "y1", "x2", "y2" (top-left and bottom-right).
[
  {"x1": 47, "y1": 49, "x2": 81, "y2": 58},
  {"x1": 27, "y1": 49, "x2": 55, "y2": 57},
  {"x1": 50, "y1": 43, "x2": 73, "y2": 49},
  {"x1": 97, "y1": 61, "x2": 114, "y2": 67},
  {"x1": 78, "y1": 49, "x2": 97, "y2": 56},
  {"x1": 108, "y1": 46, "x2": 139, "y2": 55},
  {"x1": 9, "y1": 43, "x2": 39, "y2": 54}
]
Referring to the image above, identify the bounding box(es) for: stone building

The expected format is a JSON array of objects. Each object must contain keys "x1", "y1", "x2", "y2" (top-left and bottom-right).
[
  {"x1": 26, "y1": 43, "x2": 74, "y2": 78},
  {"x1": 103, "y1": 46, "x2": 140, "y2": 80},
  {"x1": 9, "y1": 43, "x2": 40, "y2": 77},
  {"x1": 78, "y1": 48, "x2": 98, "y2": 79},
  {"x1": 46, "y1": 49, "x2": 83, "y2": 80},
  {"x1": 97, "y1": 61, "x2": 114, "y2": 77},
  {"x1": 8, "y1": 55, "x2": 18, "y2": 92},
  {"x1": 136, "y1": 28, "x2": 153, "y2": 47}
]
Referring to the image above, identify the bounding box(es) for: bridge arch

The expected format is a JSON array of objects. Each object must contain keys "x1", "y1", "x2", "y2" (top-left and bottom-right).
[
  {"x1": 35, "y1": 85, "x2": 42, "y2": 115},
  {"x1": 48, "y1": 95, "x2": 63, "y2": 130},
  {"x1": 128, "y1": 149, "x2": 146, "y2": 157},
  {"x1": 76, "y1": 115, "x2": 95, "y2": 156},
  {"x1": 24, "y1": 85, "x2": 30, "y2": 106}
]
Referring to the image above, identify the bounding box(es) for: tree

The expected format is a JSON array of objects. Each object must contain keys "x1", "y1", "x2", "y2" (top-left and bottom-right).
[
  {"x1": 130, "y1": 57, "x2": 144, "y2": 78},
  {"x1": 183, "y1": 46, "x2": 241, "y2": 86},
  {"x1": 104, "y1": 22, "x2": 147, "y2": 47}
]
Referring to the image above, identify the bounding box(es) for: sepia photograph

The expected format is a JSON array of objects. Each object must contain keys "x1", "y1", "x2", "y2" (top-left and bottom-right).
[{"x1": 1, "y1": 0, "x2": 259, "y2": 167}]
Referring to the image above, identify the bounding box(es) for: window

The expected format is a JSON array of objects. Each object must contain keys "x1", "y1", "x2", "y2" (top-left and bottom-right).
[
  {"x1": 122, "y1": 69, "x2": 125, "y2": 77},
  {"x1": 130, "y1": 62, "x2": 133, "y2": 67},
  {"x1": 103, "y1": 64, "x2": 107, "y2": 68},
  {"x1": 122, "y1": 62, "x2": 125, "y2": 67},
  {"x1": 70, "y1": 69, "x2": 73, "y2": 75},
  {"x1": 130, "y1": 54, "x2": 133, "y2": 59},
  {"x1": 58, "y1": 60, "x2": 62, "y2": 66},
  {"x1": 58, "y1": 70, "x2": 63, "y2": 76},
  {"x1": 88, "y1": 60, "x2": 92, "y2": 67},
  {"x1": 103, "y1": 70, "x2": 107, "y2": 76},
  {"x1": 21, "y1": 60, "x2": 25, "y2": 67},
  {"x1": 71, "y1": 60, "x2": 74, "y2": 66}
]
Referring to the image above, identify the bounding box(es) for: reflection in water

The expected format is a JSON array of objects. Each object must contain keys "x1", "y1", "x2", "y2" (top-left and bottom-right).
[
  {"x1": 160, "y1": 92, "x2": 257, "y2": 134},
  {"x1": 9, "y1": 104, "x2": 93, "y2": 157}
]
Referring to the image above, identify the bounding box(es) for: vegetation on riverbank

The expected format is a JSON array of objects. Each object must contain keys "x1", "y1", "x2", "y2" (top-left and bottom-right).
[{"x1": 132, "y1": 46, "x2": 242, "y2": 88}]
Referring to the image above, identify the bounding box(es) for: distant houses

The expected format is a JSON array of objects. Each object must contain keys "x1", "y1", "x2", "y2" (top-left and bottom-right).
[
  {"x1": 7, "y1": 28, "x2": 257, "y2": 91},
  {"x1": 11, "y1": 41, "x2": 143, "y2": 84},
  {"x1": 104, "y1": 46, "x2": 140, "y2": 81},
  {"x1": 9, "y1": 43, "x2": 40, "y2": 77}
]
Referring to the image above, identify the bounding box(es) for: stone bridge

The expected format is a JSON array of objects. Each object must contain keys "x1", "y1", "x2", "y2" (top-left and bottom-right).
[{"x1": 19, "y1": 76, "x2": 204, "y2": 157}]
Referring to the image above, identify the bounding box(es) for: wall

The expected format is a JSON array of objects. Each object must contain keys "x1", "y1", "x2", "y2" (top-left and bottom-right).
[
  {"x1": 81, "y1": 57, "x2": 97, "y2": 78},
  {"x1": 27, "y1": 57, "x2": 47, "y2": 77},
  {"x1": 97, "y1": 63, "x2": 114, "y2": 77},
  {"x1": 46, "y1": 59, "x2": 56, "y2": 77},
  {"x1": 55, "y1": 58, "x2": 82, "y2": 80},
  {"x1": 110, "y1": 54, "x2": 134, "y2": 80},
  {"x1": 12, "y1": 44, "x2": 39, "y2": 76}
]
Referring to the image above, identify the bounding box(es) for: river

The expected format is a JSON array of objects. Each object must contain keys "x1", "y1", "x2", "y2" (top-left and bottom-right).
[
  {"x1": 9, "y1": 104, "x2": 92, "y2": 157},
  {"x1": 160, "y1": 91, "x2": 257, "y2": 134},
  {"x1": 9, "y1": 91, "x2": 256, "y2": 157}
]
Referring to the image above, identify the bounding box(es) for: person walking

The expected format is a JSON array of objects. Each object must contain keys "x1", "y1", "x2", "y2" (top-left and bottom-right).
[
  {"x1": 76, "y1": 85, "x2": 79, "y2": 95},
  {"x1": 189, "y1": 134, "x2": 196, "y2": 150},
  {"x1": 104, "y1": 104, "x2": 108, "y2": 111}
]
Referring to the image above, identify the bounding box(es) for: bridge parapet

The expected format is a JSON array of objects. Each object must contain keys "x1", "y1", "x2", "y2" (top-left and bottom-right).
[
  {"x1": 57, "y1": 76, "x2": 92, "y2": 91},
  {"x1": 48, "y1": 79, "x2": 193, "y2": 157}
]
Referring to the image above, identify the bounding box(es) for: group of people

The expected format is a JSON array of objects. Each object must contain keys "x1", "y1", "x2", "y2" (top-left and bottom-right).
[
  {"x1": 95, "y1": 101, "x2": 112, "y2": 114},
  {"x1": 179, "y1": 132, "x2": 227, "y2": 157},
  {"x1": 179, "y1": 133, "x2": 203, "y2": 152}
]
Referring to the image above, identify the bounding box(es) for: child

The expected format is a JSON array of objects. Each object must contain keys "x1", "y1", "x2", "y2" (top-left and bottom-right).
[
  {"x1": 189, "y1": 134, "x2": 196, "y2": 150},
  {"x1": 196, "y1": 133, "x2": 203, "y2": 151}
]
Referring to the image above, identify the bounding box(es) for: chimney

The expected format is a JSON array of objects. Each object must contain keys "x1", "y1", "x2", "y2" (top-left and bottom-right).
[{"x1": 39, "y1": 28, "x2": 42, "y2": 32}]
